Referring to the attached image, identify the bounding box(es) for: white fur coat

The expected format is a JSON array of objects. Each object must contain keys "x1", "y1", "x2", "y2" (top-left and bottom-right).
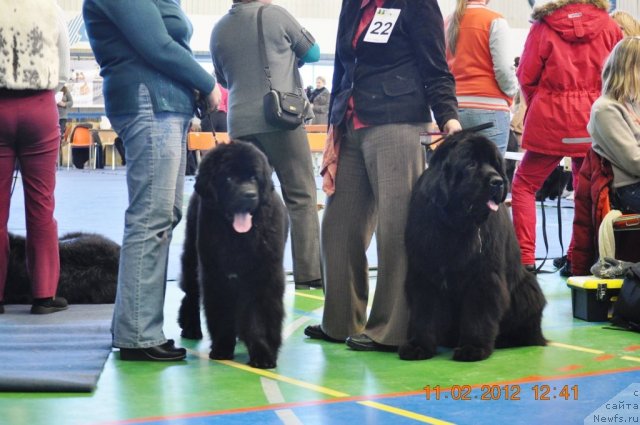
[{"x1": 0, "y1": 0, "x2": 66, "y2": 90}]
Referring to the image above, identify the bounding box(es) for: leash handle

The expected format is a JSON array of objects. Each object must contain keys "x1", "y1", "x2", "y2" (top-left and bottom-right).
[{"x1": 421, "y1": 122, "x2": 494, "y2": 147}]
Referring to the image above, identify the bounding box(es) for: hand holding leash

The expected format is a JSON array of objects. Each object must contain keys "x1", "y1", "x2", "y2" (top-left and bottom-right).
[{"x1": 421, "y1": 122, "x2": 494, "y2": 147}]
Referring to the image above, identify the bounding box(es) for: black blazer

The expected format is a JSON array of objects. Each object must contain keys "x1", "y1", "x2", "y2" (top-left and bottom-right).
[{"x1": 329, "y1": 0, "x2": 458, "y2": 129}]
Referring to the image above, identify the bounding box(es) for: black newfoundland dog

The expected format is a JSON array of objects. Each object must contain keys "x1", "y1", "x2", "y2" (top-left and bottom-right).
[
  {"x1": 4, "y1": 232, "x2": 119, "y2": 304},
  {"x1": 178, "y1": 142, "x2": 288, "y2": 369},
  {"x1": 399, "y1": 132, "x2": 546, "y2": 362}
]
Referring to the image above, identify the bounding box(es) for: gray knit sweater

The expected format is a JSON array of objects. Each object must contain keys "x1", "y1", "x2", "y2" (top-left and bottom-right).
[
  {"x1": 210, "y1": 2, "x2": 315, "y2": 138},
  {"x1": 589, "y1": 95, "x2": 640, "y2": 188}
]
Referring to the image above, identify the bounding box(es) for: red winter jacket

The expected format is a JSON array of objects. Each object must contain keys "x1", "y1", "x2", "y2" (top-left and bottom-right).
[
  {"x1": 517, "y1": 0, "x2": 622, "y2": 158},
  {"x1": 570, "y1": 149, "x2": 613, "y2": 276}
]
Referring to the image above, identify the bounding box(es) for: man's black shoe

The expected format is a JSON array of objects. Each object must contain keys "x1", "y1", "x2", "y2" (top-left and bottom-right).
[
  {"x1": 30, "y1": 297, "x2": 68, "y2": 314},
  {"x1": 119, "y1": 340, "x2": 187, "y2": 361},
  {"x1": 295, "y1": 279, "x2": 323, "y2": 290},
  {"x1": 304, "y1": 325, "x2": 343, "y2": 342},
  {"x1": 346, "y1": 334, "x2": 397, "y2": 352}
]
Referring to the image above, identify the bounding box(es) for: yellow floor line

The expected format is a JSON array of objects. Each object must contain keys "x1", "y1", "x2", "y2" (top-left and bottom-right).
[
  {"x1": 358, "y1": 401, "x2": 456, "y2": 425},
  {"x1": 211, "y1": 357, "x2": 349, "y2": 398},
  {"x1": 189, "y1": 350, "x2": 455, "y2": 423},
  {"x1": 294, "y1": 292, "x2": 325, "y2": 301},
  {"x1": 548, "y1": 341, "x2": 605, "y2": 354},
  {"x1": 621, "y1": 356, "x2": 640, "y2": 363},
  {"x1": 549, "y1": 342, "x2": 640, "y2": 364}
]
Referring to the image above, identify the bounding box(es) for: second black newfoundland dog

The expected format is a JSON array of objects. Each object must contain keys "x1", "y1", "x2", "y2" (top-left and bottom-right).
[
  {"x1": 399, "y1": 132, "x2": 546, "y2": 362},
  {"x1": 4, "y1": 232, "x2": 119, "y2": 304},
  {"x1": 178, "y1": 142, "x2": 288, "y2": 369}
]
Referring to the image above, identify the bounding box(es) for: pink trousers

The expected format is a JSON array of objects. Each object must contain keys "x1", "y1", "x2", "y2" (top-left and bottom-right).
[
  {"x1": 0, "y1": 89, "x2": 60, "y2": 301},
  {"x1": 511, "y1": 150, "x2": 583, "y2": 265}
]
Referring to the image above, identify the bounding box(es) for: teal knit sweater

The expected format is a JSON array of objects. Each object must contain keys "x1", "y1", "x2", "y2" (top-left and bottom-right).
[{"x1": 83, "y1": 0, "x2": 215, "y2": 117}]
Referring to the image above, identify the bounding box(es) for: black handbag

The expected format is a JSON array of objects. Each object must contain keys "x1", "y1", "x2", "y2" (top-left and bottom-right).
[
  {"x1": 258, "y1": 6, "x2": 306, "y2": 130},
  {"x1": 611, "y1": 263, "x2": 640, "y2": 332}
]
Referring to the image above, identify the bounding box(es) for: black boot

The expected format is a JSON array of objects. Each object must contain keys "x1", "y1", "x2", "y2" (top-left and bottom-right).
[{"x1": 30, "y1": 297, "x2": 68, "y2": 314}]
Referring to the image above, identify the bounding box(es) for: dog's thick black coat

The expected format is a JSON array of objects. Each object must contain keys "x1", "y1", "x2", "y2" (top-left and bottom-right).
[
  {"x1": 178, "y1": 142, "x2": 288, "y2": 369},
  {"x1": 4, "y1": 232, "x2": 119, "y2": 304},
  {"x1": 399, "y1": 133, "x2": 546, "y2": 362}
]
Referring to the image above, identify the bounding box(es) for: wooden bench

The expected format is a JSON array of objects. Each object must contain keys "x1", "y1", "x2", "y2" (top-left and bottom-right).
[
  {"x1": 305, "y1": 124, "x2": 328, "y2": 133},
  {"x1": 187, "y1": 132, "x2": 230, "y2": 163}
]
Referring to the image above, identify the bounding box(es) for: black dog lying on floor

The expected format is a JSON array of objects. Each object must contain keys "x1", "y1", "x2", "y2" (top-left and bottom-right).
[
  {"x1": 4, "y1": 232, "x2": 119, "y2": 304},
  {"x1": 400, "y1": 132, "x2": 546, "y2": 362}
]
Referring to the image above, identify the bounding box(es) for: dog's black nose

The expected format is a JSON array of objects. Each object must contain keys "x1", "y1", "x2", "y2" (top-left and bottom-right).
[
  {"x1": 242, "y1": 190, "x2": 258, "y2": 201},
  {"x1": 489, "y1": 176, "x2": 504, "y2": 196},
  {"x1": 490, "y1": 177, "x2": 503, "y2": 188}
]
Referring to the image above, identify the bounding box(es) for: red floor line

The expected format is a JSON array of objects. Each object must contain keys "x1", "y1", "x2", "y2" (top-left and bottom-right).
[
  {"x1": 557, "y1": 364, "x2": 584, "y2": 371},
  {"x1": 92, "y1": 365, "x2": 640, "y2": 425},
  {"x1": 594, "y1": 354, "x2": 616, "y2": 361}
]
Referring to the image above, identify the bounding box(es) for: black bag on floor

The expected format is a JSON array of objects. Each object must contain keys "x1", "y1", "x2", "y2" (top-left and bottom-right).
[{"x1": 611, "y1": 263, "x2": 640, "y2": 332}]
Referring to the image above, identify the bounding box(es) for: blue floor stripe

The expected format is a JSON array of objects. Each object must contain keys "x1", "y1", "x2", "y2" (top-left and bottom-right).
[{"x1": 128, "y1": 370, "x2": 640, "y2": 425}]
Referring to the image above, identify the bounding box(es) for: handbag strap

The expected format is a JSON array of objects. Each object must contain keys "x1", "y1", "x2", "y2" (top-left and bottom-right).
[
  {"x1": 257, "y1": 6, "x2": 274, "y2": 91},
  {"x1": 257, "y1": 5, "x2": 304, "y2": 95}
]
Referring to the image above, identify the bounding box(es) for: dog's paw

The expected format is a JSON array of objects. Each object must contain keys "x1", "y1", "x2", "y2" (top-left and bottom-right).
[
  {"x1": 452, "y1": 345, "x2": 492, "y2": 362},
  {"x1": 209, "y1": 348, "x2": 234, "y2": 360},
  {"x1": 248, "y1": 357, "x2": 277, "y2": 369},
  {"x1": 180, "y1": 328, "x2": 203, "y2": 340},
  {"x1": 398, "y1": 342, "x2": 436, "y2": 361}
]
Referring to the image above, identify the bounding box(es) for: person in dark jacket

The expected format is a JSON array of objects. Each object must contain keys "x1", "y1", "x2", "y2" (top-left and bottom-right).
[
  {"x1": 304, "y1": 0, "x2": 461, "y2": 351},
  {"x1": 511, "y1": 0, "x2": 622, "y2": 275},
  {"x1": 308, "y1": 76, "x2": 330, "y2": 125},
  {"x1": 57, "y1": 85, "x2": 73, "y2": 138}
]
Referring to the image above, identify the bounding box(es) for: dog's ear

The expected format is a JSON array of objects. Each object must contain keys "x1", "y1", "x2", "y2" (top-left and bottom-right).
[
  {"x1": 429, "y1": 156, "x2": 451, "y2": 207},
  {"x1": 193, "y1": 151, "x2": 218, "y2": 202},
  {"x1": 252, "y1": 148, "x2": 274, "y2": 196}
]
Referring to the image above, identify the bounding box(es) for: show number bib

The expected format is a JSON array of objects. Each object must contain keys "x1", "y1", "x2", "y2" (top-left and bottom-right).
[{"x1": 363, "y1": 8, "x2": 401, "y2": 44}]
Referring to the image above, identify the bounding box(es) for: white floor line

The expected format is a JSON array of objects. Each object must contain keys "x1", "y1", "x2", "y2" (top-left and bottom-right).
[
  {"x1": 261, "y1": 377, "x2": 304, "y2": 425},
  {"x1": 282, "y1": 307, "x2": 324, "y2": 341}
]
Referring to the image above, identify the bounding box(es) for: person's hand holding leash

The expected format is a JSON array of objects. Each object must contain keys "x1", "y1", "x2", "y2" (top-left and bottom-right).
[{"x1": 443, "y1": 119, "x2": 462, "y2": 135}]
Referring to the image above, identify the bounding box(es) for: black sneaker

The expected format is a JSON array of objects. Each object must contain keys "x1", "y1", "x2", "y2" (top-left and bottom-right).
[
  {"x1": 30, "y1": 297, "x2": 69, "y2": 314},
  {"x1": 553, "y1": 255, "x2": 567, "y2": 269}
]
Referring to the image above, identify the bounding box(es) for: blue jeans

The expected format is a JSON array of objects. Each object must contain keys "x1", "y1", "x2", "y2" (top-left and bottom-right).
[
  {"x1": 109, "y1": 85, "x2": 191, "y2": 349},
  {"x1": 615, "y1": 182, "x2": 640, "y2": 214},
  {"x1": 458, "y1": 108, "x2": 510, "y2": 155}
]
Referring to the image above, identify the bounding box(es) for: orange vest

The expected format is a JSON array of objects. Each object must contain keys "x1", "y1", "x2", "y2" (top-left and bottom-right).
[{"x1": 446, "y1": 6, "x2": 512, "y2": 110}]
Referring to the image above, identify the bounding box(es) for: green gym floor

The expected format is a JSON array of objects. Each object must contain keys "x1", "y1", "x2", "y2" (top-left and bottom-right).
[{"x1": 2, "y1": 169, "x2": 639, "y2": 425}]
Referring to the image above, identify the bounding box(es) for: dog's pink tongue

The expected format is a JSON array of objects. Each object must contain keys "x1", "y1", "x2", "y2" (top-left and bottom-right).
[
  {"x1": 233, "y1": 213, "x2": 253, "y2": 233},
  {"x1": 487, "y1": 200, "x2": 499, "y2": 212}
]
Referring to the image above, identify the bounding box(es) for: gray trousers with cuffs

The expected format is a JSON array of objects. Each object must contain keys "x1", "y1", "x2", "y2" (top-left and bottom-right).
[{"x1": 320, "y1": 122, "x2": 426, "y2": 346}]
